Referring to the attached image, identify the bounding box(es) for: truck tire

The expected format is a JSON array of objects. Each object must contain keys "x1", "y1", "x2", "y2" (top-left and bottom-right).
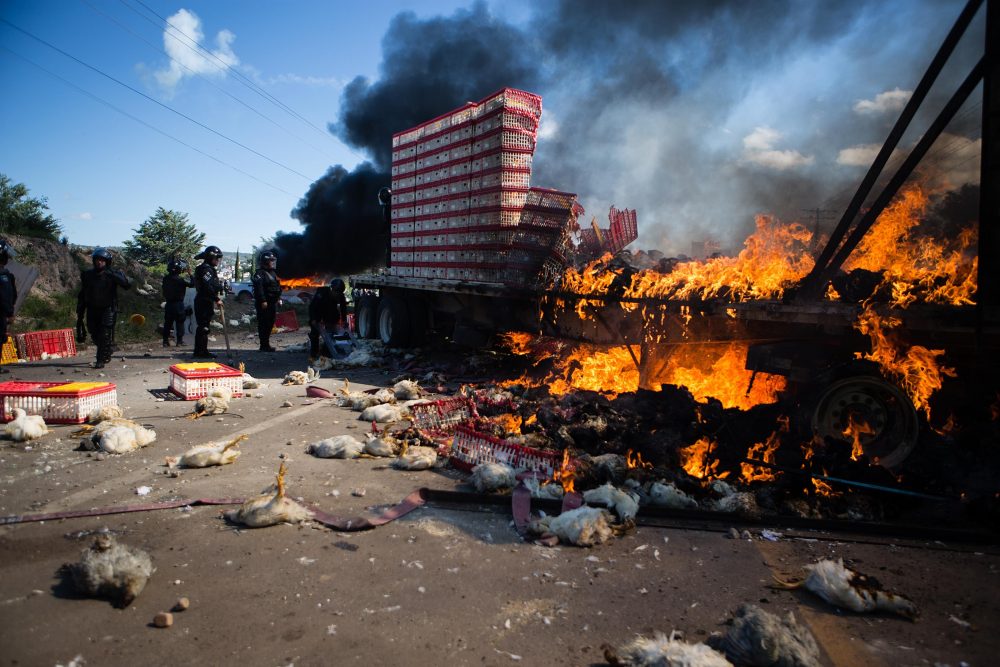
[
  {"x1": 356, "y1": 296, "x2": 380, "y2": 339},
  {"x1": 378, "y1": 295, "x2": 411, "y2": 347}
]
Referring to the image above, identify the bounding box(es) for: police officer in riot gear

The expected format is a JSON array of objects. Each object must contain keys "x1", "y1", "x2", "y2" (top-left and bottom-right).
[
  {"x1": 192, "y1": 245, "x2": 224, "y2": 359},
  {"x1": 308, "y1": 278, "x2": 349, "y2": 360},
  {"x1": 0, "y1": 239, "x2": 18, "y2": 372},
  {"x1": 252, "y1": 250, "x2": 282, "y2": 352},
  {"x1": 162, "y1": 257, "x2": 193, "y2": 347},
  {"x1": 77, "y1": 247, "x2": 131, "y2": 368}
]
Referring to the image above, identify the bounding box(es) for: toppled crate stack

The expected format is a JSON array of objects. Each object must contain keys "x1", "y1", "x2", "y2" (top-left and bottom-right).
[
  {"x1": 0, "y1": 381, "x2": 117, "y2": 424},
  {"x1": 169, "y1": 362, "x2": 244, "y2": 400},
  {"x1": 450, "y1": 424, "x2": 561, "y2": 476},
  {"x1": 390, "y1": 88, "x2": 581, "y2": 286}
]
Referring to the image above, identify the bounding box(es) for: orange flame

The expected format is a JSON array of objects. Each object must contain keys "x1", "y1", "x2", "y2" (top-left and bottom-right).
[
  {"x1": 811, "y1": 473, "x2": 836, "y2": 498},
  {"x1": 493, "y1": 413, "x2": 523, "y2": 435},
  {"x1": 626, "y1": 449, "x2": 653, "y2": 470},
  {"x1": 855, "y1": 307, "x2": 956, "y2": 420},
  {"x1": 655, "y1": 343, "x2": 786, "y2": 410},
  {"x1": 553, "y1": 448, "x2": 575, "y2": 493},
  {"x1": 842, "y1": 186, "x2": 977, "y2": 308},
  {"x1": 680, "y1": 437, "x2": 721, "y2": 479},
  {"x1": 741, "y1": 416, "x2": 788, "y2": 482},
  {"x1": 841, "y1": 413, "x2": 875, "y2": 461},
  {"x1": 498, "y1": 332, "x2": 535, "y2": 356},
  {"x1": 281, "y1": 277, "x2": 326, "y2": 289}
]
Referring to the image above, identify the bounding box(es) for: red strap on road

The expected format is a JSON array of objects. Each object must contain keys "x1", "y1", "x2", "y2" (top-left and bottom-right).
[{"x1": 306, "y1": 488, "x2": 427, "y2": 531}]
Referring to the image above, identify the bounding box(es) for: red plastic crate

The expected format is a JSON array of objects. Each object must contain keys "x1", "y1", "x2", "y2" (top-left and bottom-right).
[
  {"x1": 168, "y1": 362, "x2": 244, "y2": 400},
  {"x1": 410, "y1": 397, "x2": 478, "y2": 433},
  {"x1": 16, "y1": 328, "x2": 77, "y2": 361},
  {"x1": 449, "y1": 425, "x2": 561, "y2": 476},
  {"x1": 0, "y1": 381, "x2": 117, "y2": 424},
  {"x1": 274, "y1": 310, "x2": 299, "y2": 332}
]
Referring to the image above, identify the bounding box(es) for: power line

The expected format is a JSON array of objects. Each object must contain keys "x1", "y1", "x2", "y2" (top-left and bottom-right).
[
  {"x1": 78, "y1": 0, "x2": 335, "y2": 163},
  {"x1": 0, "y1": 45, "x2": 298, "y2": 197},
  {"x1": 121, "y1": 0, "x2": 344, "y2": 150},
  {"x1": 0, "y1": 18, "x2": 314, "y2": 182}
]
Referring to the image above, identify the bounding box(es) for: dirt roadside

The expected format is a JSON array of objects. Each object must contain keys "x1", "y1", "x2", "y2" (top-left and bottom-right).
[{"x1": 0, "y1": 332, "x2": 996, "y2": 667}]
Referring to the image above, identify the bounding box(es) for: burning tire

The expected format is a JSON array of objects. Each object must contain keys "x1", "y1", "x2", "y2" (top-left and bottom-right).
[
  {"x1": 811, "y1": 374, "x2": 919, "y2": 469},
  {"x1": 377, "y1": 295, "x2": 411, "y2": 347},
  {"x1": 356, "y1": 296, "x2": 379, "y2": 339}
]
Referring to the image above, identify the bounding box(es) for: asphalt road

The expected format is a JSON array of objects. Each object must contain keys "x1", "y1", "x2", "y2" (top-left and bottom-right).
[{"x1": 0, "y1": 332, "x2": 996, "y2": 666}]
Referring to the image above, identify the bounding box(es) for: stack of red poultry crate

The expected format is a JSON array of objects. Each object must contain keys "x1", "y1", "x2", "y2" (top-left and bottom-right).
[{"x1": 389, "y1": 88, "x2": 580, "y2": 286}]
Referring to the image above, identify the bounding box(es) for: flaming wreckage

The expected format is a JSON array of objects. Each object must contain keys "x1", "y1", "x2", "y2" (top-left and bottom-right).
[{"x1": 352, "y1": 0, "x2": 999, "y2": 527}]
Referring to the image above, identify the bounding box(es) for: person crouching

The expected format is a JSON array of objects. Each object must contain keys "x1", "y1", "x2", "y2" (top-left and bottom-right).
[{"x1": 308, "y1": 278, "x2": 348, "y2": 362}]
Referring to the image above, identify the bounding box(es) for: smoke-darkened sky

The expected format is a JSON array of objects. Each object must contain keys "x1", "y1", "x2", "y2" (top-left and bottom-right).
[{"x1": 281, "y1": 0, "x2": 982, "y2": 273}]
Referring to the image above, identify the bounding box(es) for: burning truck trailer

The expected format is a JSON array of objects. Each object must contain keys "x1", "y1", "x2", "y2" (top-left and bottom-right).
[{"x1": 351, "y1": 2, "x2": 998, "y2": 531}]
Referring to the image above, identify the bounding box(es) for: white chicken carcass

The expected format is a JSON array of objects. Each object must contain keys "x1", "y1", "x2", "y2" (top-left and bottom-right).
[
  {"x1": 392, "y1": 379, "x2": 422, "y2": 401},
  {"x1": 360, "y1": 402, "x2": 408, "y2": 424},
  {"x1": 364, "y1": 432, "x2": 400, "y2": 458},
  {"x1": 583, "y1": 482, "x2": 640, "y2": 523},
  {"x1": 470, "y1": 462, "x2": 516, "y2": 493},
  {"x1": 529, "y1": 506, "x2": 615, "y2": 547},
  {"x1": 64, "y1": 533, "x2": 154, "y2": 608},
  {"x1": 772, "y1": 558, "x2": 919, "y2": 620},
  {"x1": 392, "y1": 442, "x2": 437, "y2": 470},
  {"x1": 87, "y1": 404, "x2": 123, "y2": 423},
  {"x1": 604, "y1": 631, "x2": 732, "y2": 667},
  {"x1": 169, "y1": 434, "x2": 246, "y2": 468},
  {"x1": 282, "y1": 368, "x2": 319, "y2": 385},
  {"x1": 647, "y1": 481, "x2": 698, "y2": 509},
  {"x1": 4, "y1": 408, "x2": 48, "y2": 441},
  {"x1": 706, "y1": 604, "x2": 820, "y2": 667},
  {"x1": 188, "y1": 388, "x2": 231, "y2": 419},
  {"x1": 308, "y1": 434, "x2": 364, "y2": 459},
  {"x1": 78, "y1": 418, "x2": 156, "y2": 454},
  {"x1": 524, "y1": 476, "x2": 565, "y2": 500},
  {"x1": 224, "y1": 462, "x2": 312, "y2": 528}
]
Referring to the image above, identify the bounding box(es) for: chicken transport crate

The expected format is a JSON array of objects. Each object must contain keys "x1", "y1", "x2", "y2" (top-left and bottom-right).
[
  {"x1": 450, "y1": 425, "x2": 561, "y2": 476},
  {"x1": 169, "y1": 363, "x2": 244, "y2": 400},
  {"x1": 1, "y1": 336, "x2": 18, "y2": 365},
  {"x1": 15, "y1": 328, "x2": 77, "y2": 361},
  {"x1": 409, "y1": 397, "x2": 478, "y2": 434},
  {"x1": 0, "y1": 381, "x2": 117, "y2": 424}
]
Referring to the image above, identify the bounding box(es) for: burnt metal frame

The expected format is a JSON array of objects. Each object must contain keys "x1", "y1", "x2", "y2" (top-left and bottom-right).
[{"x1": 799, "y1": 0, "x2": 988, "y2": 298}]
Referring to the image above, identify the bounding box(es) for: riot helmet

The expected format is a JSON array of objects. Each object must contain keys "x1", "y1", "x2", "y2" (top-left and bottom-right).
[
  {"x1": 195, "y1": 245, "x2": 223, "y2": 262},
  {"x1": 260, "y1": 250, "x2": 278, "y2": 267},
  {"x1": 167, "y1": 258, "x2": 188, "y2": 274},
  {"x1": 0, "y1": 238, "x2": 14, "y2": 263},
  {"x1": 92, "y1": 247, "x2": 113, "y2": 267},
  {"x1": 329, "y1": 278, "x2": 346, "y2": 293}
]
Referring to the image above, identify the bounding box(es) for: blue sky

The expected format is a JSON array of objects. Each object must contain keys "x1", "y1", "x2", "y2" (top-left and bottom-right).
[{"x1": 0, "y1": 0, "x2": 982, "y2": 256}]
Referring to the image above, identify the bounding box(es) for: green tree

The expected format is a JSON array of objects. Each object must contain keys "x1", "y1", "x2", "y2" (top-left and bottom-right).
[
  {"x1": 0, "y1": 174, "x2": 62, "y2": 240},
  {"x1": 122, "y1": 207, "x2": 205, "y2": 273}
]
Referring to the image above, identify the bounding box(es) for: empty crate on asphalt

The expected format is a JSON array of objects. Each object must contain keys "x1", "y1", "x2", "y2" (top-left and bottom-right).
[{"x1": 168, "y1": 362, "x2": 244, "y2": 400}]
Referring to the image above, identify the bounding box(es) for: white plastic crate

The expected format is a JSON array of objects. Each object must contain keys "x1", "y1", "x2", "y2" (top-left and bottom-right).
[
  {"x1": 0, "y1": 381, "x2": 117, "y2": 424},
  {"x1": 168, "y1": 363, "x2": 244, "y2": 400}
]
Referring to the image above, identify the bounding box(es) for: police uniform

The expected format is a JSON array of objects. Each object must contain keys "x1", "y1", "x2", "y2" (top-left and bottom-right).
[
  {"x1": 193, "y1": 247, "x2": 224, "y2": 358},
  {"x1": 0, "y1": 265, "x2": 16, "y2": 348},
  {"x1": 251, "y1": 260, "x2": 282, "y2": 352},
  {"x1": 162, "y1": 261, "x2": 193, "y2": 346},
  {"x1": 77, "y1": 249, "x2": 130, "y2": 367},
  {"x1": 308, "y1": 281, "x2": 348, "y2": 358}
]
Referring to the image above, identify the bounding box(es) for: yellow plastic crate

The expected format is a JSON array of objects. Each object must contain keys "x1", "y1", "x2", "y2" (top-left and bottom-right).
[{"x1": 1, "y1": 336, "x2": 18, "y2": 365}]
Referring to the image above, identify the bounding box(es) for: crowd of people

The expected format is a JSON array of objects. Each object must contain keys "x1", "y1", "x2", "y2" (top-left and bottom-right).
[{"x1": 0, "y1": 236, "x2": 348, "y2": 369}]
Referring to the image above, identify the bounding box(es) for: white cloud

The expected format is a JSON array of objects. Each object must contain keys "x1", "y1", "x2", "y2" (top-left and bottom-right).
[
  {"x1": 263, "y1": 73, "x2": 342, "y2": 87},
  {"x1": 153, "y1": 9, "x2": 239, "y2": 95},
  {"x1": 741, "y1": 126, "x2": 814, "y2": 170},
  {"x1": 71, "y1": 212, "x2": 93, "y2": 221},
  {"x1": 837, "y1": 143, "x2": 881, "y2": 166},
  {"x1": 854, "y1": 88, "x2": 911, "y2": 115}
]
